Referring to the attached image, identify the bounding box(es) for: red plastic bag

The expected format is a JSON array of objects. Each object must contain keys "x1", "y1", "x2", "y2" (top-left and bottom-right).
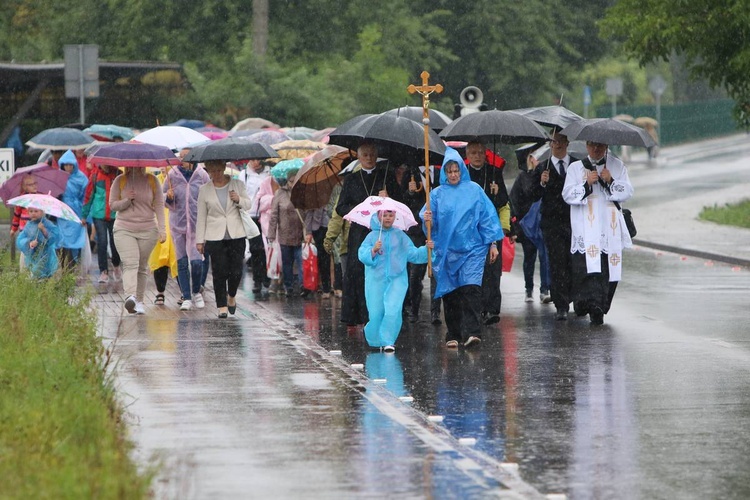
[
  {"x1": 302, "y1": 242, "x2": 319, "y2": 292},
  {"x1": 501, "y1": 238, "x2": 515, "y2": 273}
]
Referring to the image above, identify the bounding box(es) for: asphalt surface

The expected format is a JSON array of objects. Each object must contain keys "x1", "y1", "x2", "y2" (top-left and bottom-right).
[{"x1": 7, "y1": 133, "x2": 750, "y2": 499}]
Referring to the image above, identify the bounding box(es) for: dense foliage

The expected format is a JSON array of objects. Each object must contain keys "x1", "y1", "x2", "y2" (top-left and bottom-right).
[
  {"x1": 601, "y1": 0, "x2": 750, "y2": 127},
  {"x1": 2, "y1": 0, "x2": 627, "y2": 127}
]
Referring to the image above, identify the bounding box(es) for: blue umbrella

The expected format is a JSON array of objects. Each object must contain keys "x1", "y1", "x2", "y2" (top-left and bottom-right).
[
  {"x1": 26, "y1": 127, "x2": 95, "y2": 150},
  {"x1": 84, "y1": 124, "x2": 135, "y2": 141},
  {"x1": 167, "y1": 119, "x2": 205, "y2": 130},
  {"x1": 270, "y1": 158, "x2": 304, "y2": 180}
]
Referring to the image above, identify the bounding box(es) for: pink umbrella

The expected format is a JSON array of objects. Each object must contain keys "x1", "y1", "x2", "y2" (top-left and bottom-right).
[
  {"x1": 7, "y1": 193, "x2": 81, "y2": 223},
  {"x1": 343, "y1": 196, "x2": 417, "y2": 232},
  {"x1": 89, "y1": 142, "x2": 181, "y2": 168},
  {"x1": 0, "y1": 163, "x2": 70, "y2": 206}
]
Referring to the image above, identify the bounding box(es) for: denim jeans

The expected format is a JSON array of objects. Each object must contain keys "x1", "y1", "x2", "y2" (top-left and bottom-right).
[
  {"x1": 280, "y1": 244, "x2": 302, "y2": 292},
  {"x1": 177, "y1": 256, "x2": 203, "y2": 299},
  {"x1": 521, "y1": 238, "x2": 551, "y2": 293},
  {"x1": 93, "y1": 218, "x2": 120, "y2": 272}
]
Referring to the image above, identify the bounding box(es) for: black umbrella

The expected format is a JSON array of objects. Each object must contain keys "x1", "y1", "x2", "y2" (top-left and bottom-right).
[
  {"x1": 438, "y1": 110, "x2": 549, "y2": 144},
  {"x1": 560, "y1": 118, "x2": 657, "y2": 147},
  {"x1": 183, "y1": 138, "x2": 280, "y2": 162},
  {"x1": 510, "y1": 105, "x2": 583, "y2": 129},
  {"x1": 26, "y1": 127, "x2": 95, "y2": 150},
  {"x1": 383, "y1": 106, "x2": 453, "y2": 131},
  {"x1": 328, "y1": 113, "x2": 446, "y2": 165},
  {"x1": 514, "y1": 141, "x2": 588, "y2": 167}
]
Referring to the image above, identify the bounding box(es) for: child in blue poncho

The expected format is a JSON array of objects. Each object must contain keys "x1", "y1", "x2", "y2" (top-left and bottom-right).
[
  {"x1": 358, "y1": 210, "x2": 433, "y2": 352},
  {"x1": 16, "y1": 207, "x2": 61, "y2": 279}
]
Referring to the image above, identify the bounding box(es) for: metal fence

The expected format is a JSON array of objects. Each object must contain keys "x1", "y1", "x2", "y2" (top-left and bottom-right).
[{"x1": 598, "y1": 99, "x2": 740, "y2": 146}]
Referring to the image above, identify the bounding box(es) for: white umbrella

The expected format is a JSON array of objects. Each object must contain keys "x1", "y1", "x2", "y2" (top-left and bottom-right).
[{"x1": 133, "y1": 126, "x2": 209, "y2": 150}]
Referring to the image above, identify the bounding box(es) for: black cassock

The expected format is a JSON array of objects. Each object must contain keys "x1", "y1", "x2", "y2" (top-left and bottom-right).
[{"x1": 335, "y1": 162, "x2": 402, "y2": 325}]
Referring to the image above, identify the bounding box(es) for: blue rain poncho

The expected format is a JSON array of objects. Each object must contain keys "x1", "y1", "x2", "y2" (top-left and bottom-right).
[
  {"x1": 16, "y1": 216, "x2": 61, "y2": 279},
  {"x1": 358, "y1": 213, "x2": 427, "y2": 348},
  {"x1": 57, "y1": 150, "x2": 88, "y2": 250},
  {"x1": 420, "y1": 147, "x2": 503, "y2": 299}
]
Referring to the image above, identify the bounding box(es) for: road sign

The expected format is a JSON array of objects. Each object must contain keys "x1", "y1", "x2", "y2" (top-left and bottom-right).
[
  {"x1": 64, "y1": 45, "x2": 99, "y2": 98},
  {"x1": 649, "y1": 75, "x2": 667, "y2": 96},
  {"x1": 605, "y1": 78, "x2": 623, "y2": 97},
  {"x1": 0, "y1": 148, "x2": 15, "y2": 188}
]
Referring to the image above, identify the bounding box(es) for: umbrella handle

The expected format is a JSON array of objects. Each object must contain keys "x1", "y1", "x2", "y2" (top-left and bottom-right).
[{"x1": 410, "y1": 174, "x2": 423, "y2": 193}]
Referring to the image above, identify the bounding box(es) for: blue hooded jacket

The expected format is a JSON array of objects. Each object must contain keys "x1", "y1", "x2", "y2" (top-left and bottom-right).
[
  {"x1": 420, "y1": 147, "x2": 503, "y2": 298},
  {"x1": 57, "y1": 149, "x2": 89, "y2": 249},
  {"x1": 16, "y1": 217, "x2": 61, "y2": 279}
]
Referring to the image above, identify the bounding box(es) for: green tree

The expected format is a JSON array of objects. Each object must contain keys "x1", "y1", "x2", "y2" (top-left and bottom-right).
[{"x1": 601, "y1": 0, "x2": 750, "y2": 126}]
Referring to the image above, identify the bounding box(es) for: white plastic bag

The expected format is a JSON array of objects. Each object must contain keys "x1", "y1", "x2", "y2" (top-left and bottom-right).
[{"x1": 266, "y1": 239, "x2": 282, "y2": 280}]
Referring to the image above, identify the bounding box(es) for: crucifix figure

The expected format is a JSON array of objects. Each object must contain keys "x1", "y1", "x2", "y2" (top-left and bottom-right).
[{"x1": 407, "y1": 71, "x2": 442, "y2": 276}]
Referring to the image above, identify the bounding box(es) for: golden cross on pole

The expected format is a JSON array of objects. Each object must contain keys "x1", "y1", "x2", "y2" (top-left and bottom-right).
[{"x1": 407, "y1": 71, "x2": 442, "y2": 277}]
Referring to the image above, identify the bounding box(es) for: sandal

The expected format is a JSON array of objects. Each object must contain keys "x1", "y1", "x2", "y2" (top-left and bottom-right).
[{"x1": 154, "y1": 294, "x2": 165, "y2": 306}]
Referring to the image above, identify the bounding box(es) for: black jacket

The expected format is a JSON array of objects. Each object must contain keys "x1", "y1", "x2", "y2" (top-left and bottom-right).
[{"x1": 529, "y1": 157, "x2": 571, "y2": 233}]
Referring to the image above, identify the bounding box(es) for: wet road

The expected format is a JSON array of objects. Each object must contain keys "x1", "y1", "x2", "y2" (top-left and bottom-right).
[{"x1": 104, "y1": 136, "x2": 750, "y2": 499}]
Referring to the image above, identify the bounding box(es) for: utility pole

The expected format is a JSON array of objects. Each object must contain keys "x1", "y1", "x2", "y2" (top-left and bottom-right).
[{"x1": 252, "y1": 0, "x2": 269, "y2": 60}]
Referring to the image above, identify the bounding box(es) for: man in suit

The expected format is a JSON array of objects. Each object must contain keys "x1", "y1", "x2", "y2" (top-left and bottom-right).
[{"x1": 528, "y1": 129, "x2": 576, "y2": 320}]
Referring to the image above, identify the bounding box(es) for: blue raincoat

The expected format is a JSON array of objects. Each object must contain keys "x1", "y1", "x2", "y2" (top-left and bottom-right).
[
  {"x1": 358, "y1": 213, "x2": 428, "y2": 348},
  {"x1": 57, "y1": 150, "x2": 88, "y2": 250},
  {"x1": 16, "y1": 217, "x2": 61, "y2": 279},
  {"x1": 420, "y1": 147, "x2": 503, "y2": 299}
]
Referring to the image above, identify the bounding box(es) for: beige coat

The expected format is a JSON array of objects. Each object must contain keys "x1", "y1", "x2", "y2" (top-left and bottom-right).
[{"x1": 195, "y1": 177, "x2": 252, "y2": 243}]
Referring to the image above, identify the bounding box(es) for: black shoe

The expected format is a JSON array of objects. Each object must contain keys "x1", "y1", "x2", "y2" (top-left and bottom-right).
[
  {"x1": 409, "y1": 311, "x2": 419, "y2": 323},
  {"x1": 483, "y1": 313, "x2": 500, "y2": 325},
  {"x1": 431, "y1": 311, "x2": 442, "y2": 325},
  {"x1": 252, "y1": 284, "x2": 262, "y2": 293},
  {"x1": 590, "y1": 308, "x2": 604, "y2": 325},
  {"x1": 574, "y1": 301, "x2": 588, "y2": 317},
  {"x1": 555, "y1": 308, "x2": 568, "y2": 321}
]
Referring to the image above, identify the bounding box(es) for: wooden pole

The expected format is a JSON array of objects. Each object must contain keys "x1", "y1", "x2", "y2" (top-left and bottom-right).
[{"x1": 407, "y1": 71, "x2": 442, "y2": 277}]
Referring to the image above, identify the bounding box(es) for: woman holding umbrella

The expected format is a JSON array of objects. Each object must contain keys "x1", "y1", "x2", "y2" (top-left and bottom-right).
[
  {"x1": 110, "y1": 167, "x2": 166, "y2": 315},
  {"x1": 195, "y1": 160, "x2": 253, "y2": 318},
  {"x1": 420, "y1": 148, "x2": 503, "y2": 348}
]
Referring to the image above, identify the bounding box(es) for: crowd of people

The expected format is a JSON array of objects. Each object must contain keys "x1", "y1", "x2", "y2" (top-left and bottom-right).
[{"x1": 6, "y1": 124, "x2": 634, "y2": 349}]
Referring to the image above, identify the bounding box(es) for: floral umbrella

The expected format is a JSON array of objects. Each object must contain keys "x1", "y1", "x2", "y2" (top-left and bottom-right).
[
  {"x1": 7, "y1": 193, "x2": 81, "y2": 223},
  {"x1": 290, "y1": 145, "x2": 356, "y2": 210},
  {"x1": 343, "y1": 196, "x2": 417, "y2": 231}
]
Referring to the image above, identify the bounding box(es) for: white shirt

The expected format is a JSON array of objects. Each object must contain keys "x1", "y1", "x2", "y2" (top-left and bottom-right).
[{"x1": 551, "y1": 154, "x2": 571, "y2": 176}]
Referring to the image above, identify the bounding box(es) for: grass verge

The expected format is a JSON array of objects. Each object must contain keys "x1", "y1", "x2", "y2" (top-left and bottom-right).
[
  {"x1": 0, "y1": 254, "x2": 152, "y2": 498},
  {"x1": 699, "y1": 199, "x2": 750, "y2": 229}
]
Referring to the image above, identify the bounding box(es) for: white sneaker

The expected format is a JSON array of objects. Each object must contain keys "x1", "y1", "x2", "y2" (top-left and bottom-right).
[
  {"x1": 193, "y1": 293, "x2": 205, "y2": 309},
  {"x1": 111, "y1": 266, "x2": 122, "y2": 281},
  {"x1": 540, "y1": 292, "x2": 552, "y2": 304},
  {"x1": 124, "y1": 295, "x2": 137, "y2": 314},
  {"x1": 524, "y1": 291, "x2": 533, "y2": 303},
  {"x1": 180, "y1": 299, "x2": 193, "y2": 311},
  {"x1": 383, "y1": 345, "x2": 395, "y2": 353},
  {"x1": 98, "y1": 271, "x2": 109, "y2": 283},
  {"x1": 134, "y1": 302, "x2": 145, "y2": 315}
]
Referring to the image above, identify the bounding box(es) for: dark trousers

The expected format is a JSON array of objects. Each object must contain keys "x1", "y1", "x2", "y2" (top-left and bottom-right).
[
  {"x1": 341, "y1": 253, "x2": 367, "y2": 325},
  {"x1": 406, "y1": 263, "x2": 442, "y2": 316},
  {"x1": 571, "y1": 252, "x2": 618, "y2": 315},
  {"x1": 153, "y1": 266, "x2": 169, "y2": 293},
  {"x1": 543, "y1": 227, "x2": 573, "y2": 311},
  {"x1": 248, "y1": 217, "x2": 269, "y2": 289},
  {"x1": 312, "y1": 226, "x2": 331, "y2": 293},
  {"x1": 205, "y1": 238, "x2": 246, "y2": 307},
  {"x1": 443, "y1": 285, "x2": 483, "y2": 342},
  {"x1": 93, "y1": 218, "x2": 120, "y2": 272},
  {"x1": 280, "y1": 244, "x2": 302, "y2": 292},
  {"x1": 481, "y1": 242, "x2": 503, "y2": 315}
]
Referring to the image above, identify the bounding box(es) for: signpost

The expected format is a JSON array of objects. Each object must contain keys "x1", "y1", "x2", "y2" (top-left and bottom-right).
[
  {"x1": 64, "y1": 44, "x2": 99, "y2": 124},
  {"x1": 0, "y1": 148, "x2": 14, "y2": 187},
  {"x1": 583, "y1": 85, "x2": 592, "y2": 118},
  {"x1": 649, "y1": 75, "x2": 667, "y2": 130},
  {"x1": 605, "y1": 78, "x2": 623, "y2": 117}
]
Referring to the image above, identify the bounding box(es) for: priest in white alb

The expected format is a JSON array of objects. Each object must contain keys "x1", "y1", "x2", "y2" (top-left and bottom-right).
[{"x1": 562, "y1": 140, "x2": 633, "y2": 325}]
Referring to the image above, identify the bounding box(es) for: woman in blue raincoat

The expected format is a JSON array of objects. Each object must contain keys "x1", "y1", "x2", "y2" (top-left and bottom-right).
[
  {"x1": 421, "y1": 147, "x2": 503, "y2": 348},
  {"x1": 358, "y1": 211, "x2": 431, "y2": 351},
  {"x1": 57, "y1": 149, "x2": 89, "y2": 269}
]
